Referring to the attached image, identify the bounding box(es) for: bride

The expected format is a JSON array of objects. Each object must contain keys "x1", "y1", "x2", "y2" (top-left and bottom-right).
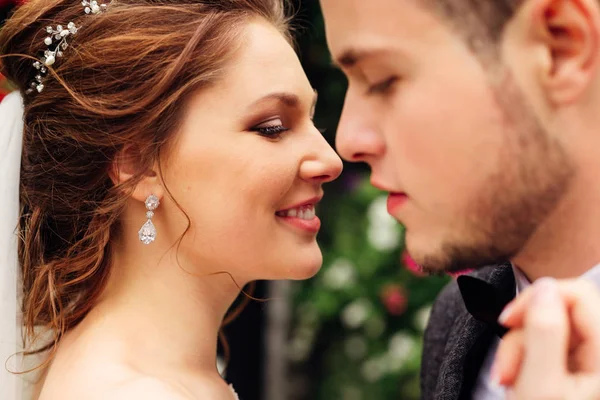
[{"x1": 0, "y1": 0, "x2": 342, "y2": 398}]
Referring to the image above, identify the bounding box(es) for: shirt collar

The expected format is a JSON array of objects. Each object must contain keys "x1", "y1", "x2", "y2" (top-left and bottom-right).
[{"x1": 512, "y1": 263, "x2": 600, "y2": 295}]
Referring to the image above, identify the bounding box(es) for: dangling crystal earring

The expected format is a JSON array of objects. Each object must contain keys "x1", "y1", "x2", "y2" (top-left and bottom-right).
[{"x1": 138, "y1": 194, "x2": 160, "y2": 245}]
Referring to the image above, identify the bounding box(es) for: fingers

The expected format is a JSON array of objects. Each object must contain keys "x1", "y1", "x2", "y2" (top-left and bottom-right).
[
  {"x1": 512, "y1": 279, "x2": 569, "y2": 398},
  {"x1": 492, "y1": 329, "x2": 524, "y2": 387},
  {"x1": 499, "y1": 278, "x2": 600, "y2": 373}
]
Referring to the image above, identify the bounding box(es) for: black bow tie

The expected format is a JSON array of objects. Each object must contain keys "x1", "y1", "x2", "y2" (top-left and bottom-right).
[{"x1": 457, "y1": 275, "x2": 515, "y2": 338}]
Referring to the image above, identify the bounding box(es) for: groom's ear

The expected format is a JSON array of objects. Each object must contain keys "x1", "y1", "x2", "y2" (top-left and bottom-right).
[
  {"x1": 505, "y1": 0, "x2": 600, "y2": 105},
  {"x1": 109, "y1": 145, "x2": 164, "y2": 202}
]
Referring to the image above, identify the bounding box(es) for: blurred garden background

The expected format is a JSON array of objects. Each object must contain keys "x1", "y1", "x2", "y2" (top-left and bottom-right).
[{"x1": 0, "y1": 1, "x2": 455, "y2": 399}]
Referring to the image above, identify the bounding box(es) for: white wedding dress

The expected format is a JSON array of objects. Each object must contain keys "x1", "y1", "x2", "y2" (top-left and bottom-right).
[{"x1": 0, "y1": 91, "x2": 25, "y2": 400}]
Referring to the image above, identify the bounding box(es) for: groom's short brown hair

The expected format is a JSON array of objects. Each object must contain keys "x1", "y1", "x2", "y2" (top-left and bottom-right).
[{"x1": 423, "y1": 0, "x2": 524, "y2": 42}]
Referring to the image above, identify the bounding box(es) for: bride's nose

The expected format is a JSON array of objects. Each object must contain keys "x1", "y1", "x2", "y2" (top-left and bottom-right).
[{"x1": 299, "y1": 129, "x2": 343, "y2": 183}]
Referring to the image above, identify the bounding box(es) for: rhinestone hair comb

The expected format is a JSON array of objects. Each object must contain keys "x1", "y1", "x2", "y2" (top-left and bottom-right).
[{"x1": 25, "y1": 1, "x2": 109, "y2": 95}]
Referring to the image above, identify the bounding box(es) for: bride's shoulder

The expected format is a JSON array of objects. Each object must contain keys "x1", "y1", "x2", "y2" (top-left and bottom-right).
[
  {"x1": 36, "y1": 329, "x2": 233, "y2": 399},
  {"x1": 101, "y1": 377, "x2": 195, "y2": 400},
  {"x1": 99, "y1": 376, "x2": 234, "y2": 400},
  {"x1": 41, "y1": 372, "x2": 229, "y2": 400},
  {"x1": 36, "y1": 365, "x2": 184, "y2": 400}
]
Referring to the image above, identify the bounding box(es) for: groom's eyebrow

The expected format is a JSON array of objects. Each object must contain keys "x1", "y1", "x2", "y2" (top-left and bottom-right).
[
  {"x1": 332, "y1": 48, "x2": 400, "y2": 69},
  {"x1": 334, "y1": 49, "x2": 362, "y2": 69}
]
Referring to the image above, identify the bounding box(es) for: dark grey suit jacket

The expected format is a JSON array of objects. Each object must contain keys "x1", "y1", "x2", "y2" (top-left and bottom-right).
[{"x1": 420, "y1": 264, "x2": 515, "y2": 400}]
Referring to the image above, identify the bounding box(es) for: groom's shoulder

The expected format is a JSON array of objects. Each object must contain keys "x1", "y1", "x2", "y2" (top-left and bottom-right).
[{"x1": 420, "y1": 265, "x2": 501, "y2": 397}]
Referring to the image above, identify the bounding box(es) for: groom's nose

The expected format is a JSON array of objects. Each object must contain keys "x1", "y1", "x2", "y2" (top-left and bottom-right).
[{"x1": 335, "y1": 93, "x2": 385, "y2": 165}]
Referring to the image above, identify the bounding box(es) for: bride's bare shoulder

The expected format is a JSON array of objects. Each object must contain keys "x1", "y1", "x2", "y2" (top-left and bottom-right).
[
  {"x1": 108, "y1": 376, "x2": 235, "y2": 400},
  {"x1": 35, "y1": 328, "x2": 232, "y2": 399},
  {"x1": 95, "y1": 376, "x2": 236, "y2": 400},
  {"x1": 37, "y1": 360, "x2": 233, "y2": 400},
  {"x1": 99, "y1": 377, "x2": 195, "y2": 400},
  {"x1": 36, "y1": 367, "x2": 186, "y2": 400},
  {"x1": 41, "y1": 373, "x2": 230, "y2": 400}
]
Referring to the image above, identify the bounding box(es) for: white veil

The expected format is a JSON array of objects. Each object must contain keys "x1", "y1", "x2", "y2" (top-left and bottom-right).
[{"x1": 0, "y1": 91, "x2": 24, "y2": 400}]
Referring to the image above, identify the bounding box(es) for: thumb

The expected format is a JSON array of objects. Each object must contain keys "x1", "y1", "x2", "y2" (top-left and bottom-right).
[{"x1": 514, "y1": 278, "x2": 568, "y2": 398}]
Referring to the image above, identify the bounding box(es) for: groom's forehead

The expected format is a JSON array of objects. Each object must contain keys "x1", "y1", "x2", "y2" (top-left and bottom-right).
[
  {"x1": 321, "y1": 0, "x2": 523, "y2": 44},
  {"x1": 321, "y1": 0, "x2": 449, "y2": 41},
  {"x1": 322, "y1": 0, "x2": 448, "y2": 64}
]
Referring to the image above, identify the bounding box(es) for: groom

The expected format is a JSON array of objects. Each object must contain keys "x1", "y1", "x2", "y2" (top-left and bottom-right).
[{"x1": 320, "y1": 0, "x2": 600, "y2": 398}]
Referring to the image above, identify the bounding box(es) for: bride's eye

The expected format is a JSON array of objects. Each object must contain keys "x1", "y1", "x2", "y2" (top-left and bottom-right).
[{"x1": 251, "y1": 118, "x2": 290, "y2": 138}]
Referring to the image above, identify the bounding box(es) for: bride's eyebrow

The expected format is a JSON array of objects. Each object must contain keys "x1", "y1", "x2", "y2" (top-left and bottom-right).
[
  {"x1": 246, "y1": 89, "x2": 319, "y2": 113},
  {"x1": 246, "y1": 92, "x2": 300, "y2": 110}
]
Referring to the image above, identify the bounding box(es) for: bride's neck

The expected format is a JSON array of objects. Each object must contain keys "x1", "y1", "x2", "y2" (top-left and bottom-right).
[{"x1": 87, "y1": 242, "x2": 243, "y2": 373}]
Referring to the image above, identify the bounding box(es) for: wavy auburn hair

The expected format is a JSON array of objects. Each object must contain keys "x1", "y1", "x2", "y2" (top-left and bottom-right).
[{"x1": 0, "y1": 0, "x2": 291, "y2": 358}]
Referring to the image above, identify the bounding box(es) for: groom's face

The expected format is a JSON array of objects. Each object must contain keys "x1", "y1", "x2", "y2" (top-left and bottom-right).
[{"x1": 321, "y1": 0, "x2": 573, "y2": 273}]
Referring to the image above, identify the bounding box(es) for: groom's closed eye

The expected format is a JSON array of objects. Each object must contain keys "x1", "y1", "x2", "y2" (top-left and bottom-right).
[{"x1": 367, "y1": 76, "x2": 399, "y2": 95}]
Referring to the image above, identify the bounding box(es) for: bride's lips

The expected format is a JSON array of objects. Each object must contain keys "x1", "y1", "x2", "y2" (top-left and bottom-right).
[
  {"x1": 276, "y1": 196, "x2": 322, "y2": 234},
  {"x1": 387, "y1": 192, "x2": 408, "y2": 214}
]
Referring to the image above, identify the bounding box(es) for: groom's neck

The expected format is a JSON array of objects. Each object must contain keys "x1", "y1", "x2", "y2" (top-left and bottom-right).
[{"x1": 512, "y1": 169, "x2": 600, "y2": 281}]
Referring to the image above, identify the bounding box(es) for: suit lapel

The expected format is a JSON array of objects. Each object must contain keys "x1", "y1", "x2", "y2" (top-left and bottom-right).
[{"x1": 433, "y1": 265, "x2": 515, "y2": 400}]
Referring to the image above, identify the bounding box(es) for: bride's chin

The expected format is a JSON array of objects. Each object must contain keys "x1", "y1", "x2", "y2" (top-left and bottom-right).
[
  {"x1": 288, "y1": 252, "x2": 324, "y2": 281},
  {"x1": 265, "y1": 248, "x2": 323, "y2": 281}
]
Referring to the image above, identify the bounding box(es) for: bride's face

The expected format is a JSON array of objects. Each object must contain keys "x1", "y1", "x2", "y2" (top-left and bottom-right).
[{"x1": 159, "y1": 20, "x2": 342, "y2": 282}]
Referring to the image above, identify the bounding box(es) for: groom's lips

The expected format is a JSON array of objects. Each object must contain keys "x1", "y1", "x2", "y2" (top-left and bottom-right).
[{"x1": 387, "y1": 192, "x2": 408, "y2": 214}]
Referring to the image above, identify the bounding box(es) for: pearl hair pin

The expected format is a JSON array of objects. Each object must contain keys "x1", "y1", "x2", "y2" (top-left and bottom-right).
[{"x1": 25, "y1": 1, "x2": 109, "y2": 95}]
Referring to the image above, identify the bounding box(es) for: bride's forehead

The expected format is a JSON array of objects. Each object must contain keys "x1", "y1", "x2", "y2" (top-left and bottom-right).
[
  {"x1": 201, "y1": 23, "x2": 310, "y2": 100},
  {"x1": 225, "y1": 22, "x2": 300, "y2": 74}
]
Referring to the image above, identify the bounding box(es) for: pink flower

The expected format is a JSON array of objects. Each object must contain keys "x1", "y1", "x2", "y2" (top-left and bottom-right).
[
  {"x1": 402, "y1": 251, "x2": 426, "y2": 277},
  {"x1": 380, "y1": 284, "x2": 408, "y2": 316}
]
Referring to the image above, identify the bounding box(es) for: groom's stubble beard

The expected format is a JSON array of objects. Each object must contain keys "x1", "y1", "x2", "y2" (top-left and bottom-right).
[{"x1": 418, "y1": 69, "x2": 575, "y2": 275}]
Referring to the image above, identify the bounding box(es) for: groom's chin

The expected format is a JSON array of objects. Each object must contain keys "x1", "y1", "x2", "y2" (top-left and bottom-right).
[
  {"x1": 407, "y1": 237, "x2": 508, "y2": 277},
  {"x1": 404, "y1": 234, "x2": 454, "y2": 274},
  {"x1": 404, "y1": 243, "x2": 454, "y2": 276},
  {"x1": 417, "y1": 255, "x2": 466, "y2": 277}
]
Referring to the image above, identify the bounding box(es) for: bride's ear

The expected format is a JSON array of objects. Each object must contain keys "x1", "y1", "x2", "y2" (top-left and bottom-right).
[{"x1": 109, "y1": 145, "x2": 164, "y2": 203}]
